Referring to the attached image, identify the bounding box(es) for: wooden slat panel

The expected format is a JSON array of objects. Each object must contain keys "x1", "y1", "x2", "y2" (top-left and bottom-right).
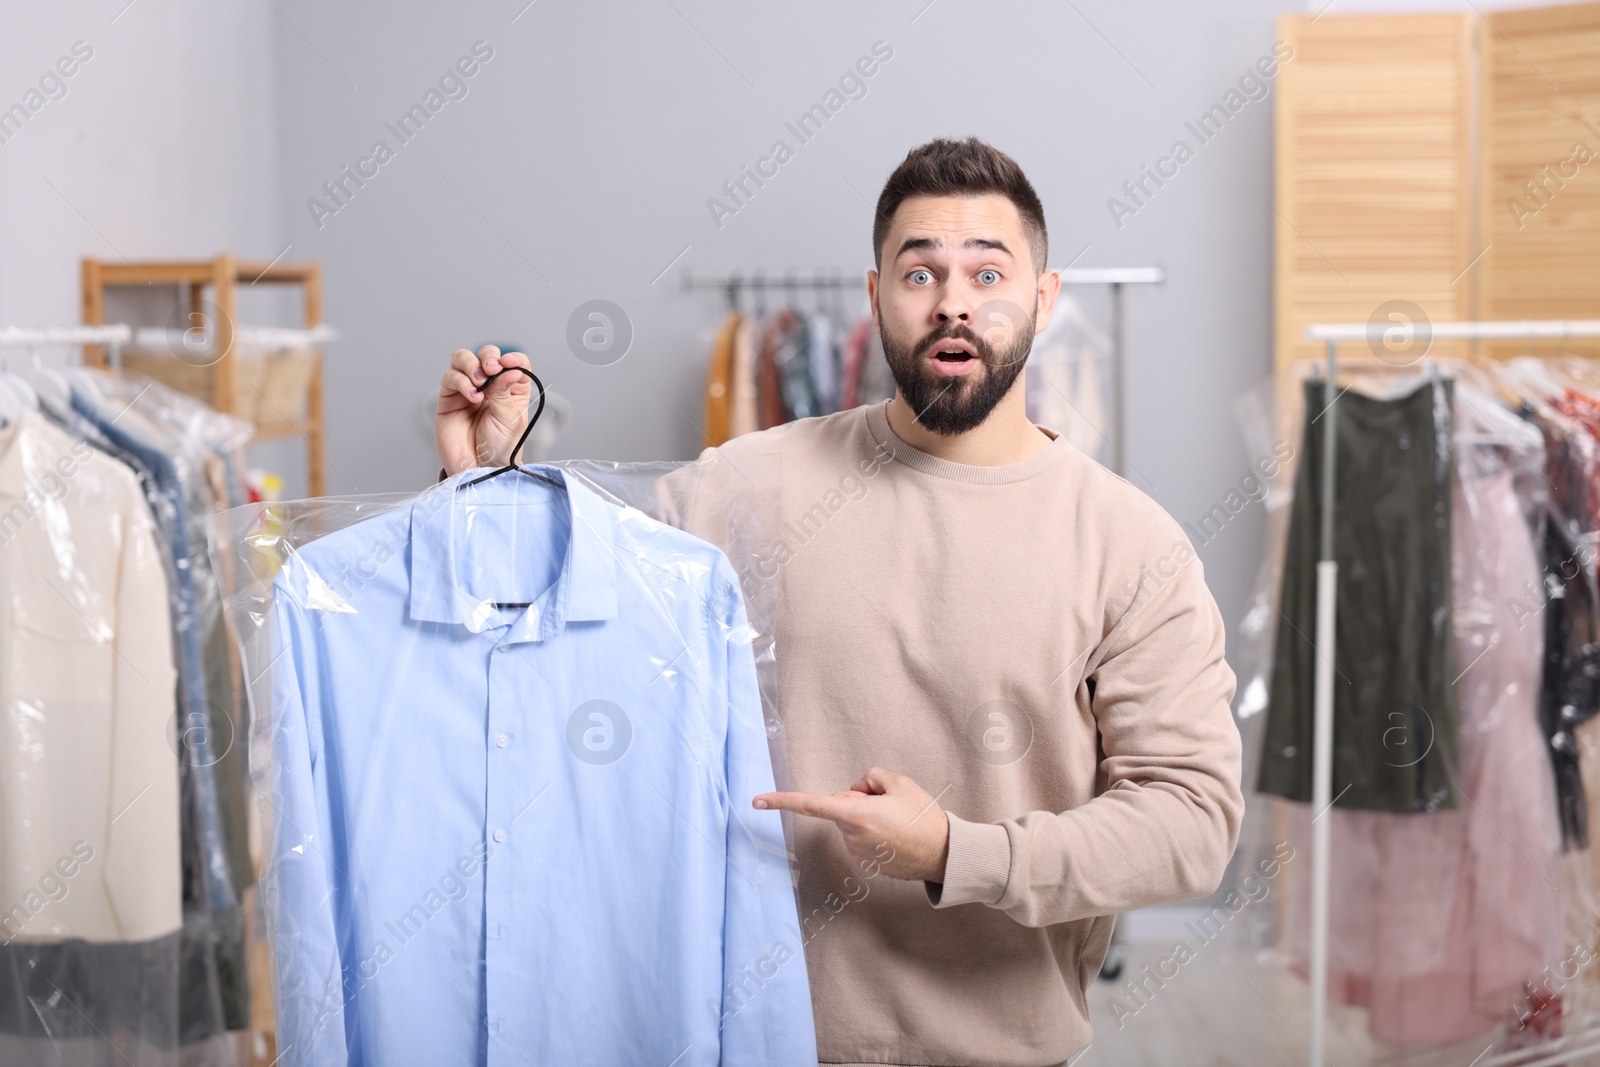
[
  {"x1": 1275, "y1": 13, "x2": 1476, "y2": 370},
  {"x1": 1480, "y1": 2, "x2": 1600, "y2": 357},
  {"x1": 1487, "y1": 1, "x2": 1600, "y2": 35}
]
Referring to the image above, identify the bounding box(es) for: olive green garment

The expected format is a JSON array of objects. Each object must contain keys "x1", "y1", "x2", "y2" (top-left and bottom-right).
[{"x1": 1258, "y1": 378, "x2": 1460, "y2": 813}]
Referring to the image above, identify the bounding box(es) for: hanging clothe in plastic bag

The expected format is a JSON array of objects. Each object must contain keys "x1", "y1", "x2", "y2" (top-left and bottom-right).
[
  {"x1": 214, "y1": 456, "x2": 813, "y2": 1067},
  {"x1": 1257, "y1": 376, "x2": 1461, "y2": 813}
]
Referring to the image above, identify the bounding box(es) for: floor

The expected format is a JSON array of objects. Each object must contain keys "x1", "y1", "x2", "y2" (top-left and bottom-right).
[{"x1": 1080, "y1": 942, "x2": 1600, "y2": 1067}]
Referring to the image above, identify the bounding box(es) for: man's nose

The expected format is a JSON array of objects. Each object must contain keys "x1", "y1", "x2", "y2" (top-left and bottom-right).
[{"x1": 935, "y1": 287, "x2": 973, "y2": 324}]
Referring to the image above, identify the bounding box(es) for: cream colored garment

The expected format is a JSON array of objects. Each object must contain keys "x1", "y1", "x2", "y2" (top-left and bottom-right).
[
  {"x1": 0, "y1": 409, "x2": 180, "y2": 944},
  {"x1": 1027, "y1": 310, "x2": 1072, "y2": 434},
  {"x1": 1025, "y1": 295, "x2": 1110, "y2": 459},
  {"x1": 1068, "y1": 340, "x2": 1105, "y2": 456},
  {"x1": 1068, "y1": 347, "x2": 1107, "y2": 454}
]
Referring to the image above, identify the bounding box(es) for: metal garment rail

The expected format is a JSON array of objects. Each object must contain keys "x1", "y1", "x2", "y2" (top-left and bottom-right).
[
  {"x1": 131, "y1": 323, "x2": 341, "y2": 350},
  {"x1": 681, "y1": 266, "x2": 1165, "y2": 475},
  {"x1": 1299, "y1": 319, "x2": 1600, "y2": 1067},
  {"x1": 0, "y1": 324, "x2": 132, "y2": 368}
]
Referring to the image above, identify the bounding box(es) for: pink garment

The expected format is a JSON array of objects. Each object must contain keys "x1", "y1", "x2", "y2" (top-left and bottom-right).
[
  {"x1": 1281, "y1": 466, "x2": 1562, "y2": 1044},
  {"x1": 839, "y1": 316, "x2": 872, "y2": 411}
]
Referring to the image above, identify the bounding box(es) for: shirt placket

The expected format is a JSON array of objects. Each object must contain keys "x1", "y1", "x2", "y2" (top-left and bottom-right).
[{"x1": 483, "y1": 624, "x2": 537, "y2": 1067}]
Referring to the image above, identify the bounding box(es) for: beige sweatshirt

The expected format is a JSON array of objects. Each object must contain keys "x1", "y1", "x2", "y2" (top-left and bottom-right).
[{"x1": 672, "y1": 401, "x2": 1245, "y2": 1067}]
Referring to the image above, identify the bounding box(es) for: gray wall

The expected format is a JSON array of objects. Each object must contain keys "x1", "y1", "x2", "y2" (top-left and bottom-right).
[
  {"x1": 272, "y1": 0, "x2": 1298, "y2": 643},
  {"x1": 0, "y1": 1, "x2": 299, "y2": 481},
  {"x1": 14, "y1": 0, "x2": 1558, "y2": 689},
  {"x1": 0, "y1": 3, "x2": 283, "y2": 330}
]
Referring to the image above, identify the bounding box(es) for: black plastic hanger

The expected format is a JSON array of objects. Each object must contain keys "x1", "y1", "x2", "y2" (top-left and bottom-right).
[{"x1": 458, "y1": 366, "x2": 563, "y2": 490}]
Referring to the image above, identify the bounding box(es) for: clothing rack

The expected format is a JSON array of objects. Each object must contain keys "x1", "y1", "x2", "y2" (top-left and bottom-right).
[
  {"x1": 1063, "y1": 268, "x2": 1164, "y2": 474},
  {"x1": 1300, "y1": 319, "x2": 1600, "y2": 1067},
  {"x1": 681, "y1": 266, "x2": 1165, "y2": 475},
  {"x1": 0, "y1": 316, "x2": 268, "y2": 1067},
  {"x1": 0, "y1": 324, "x2": 132, "y2": 367},
  {"x1": 132, "y1": 323, "x2": 340, "y2": 351}
]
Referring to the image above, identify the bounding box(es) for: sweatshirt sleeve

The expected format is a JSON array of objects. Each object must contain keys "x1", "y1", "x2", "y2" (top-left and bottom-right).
[{"x1": 928, "y1": 534, "x2": 1245, "y2": 927}]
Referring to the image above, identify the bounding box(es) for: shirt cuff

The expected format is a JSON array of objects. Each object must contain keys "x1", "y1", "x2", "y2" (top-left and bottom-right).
[{"x1": 925, "y1": 811, "x2": 1011, "y2": 909}]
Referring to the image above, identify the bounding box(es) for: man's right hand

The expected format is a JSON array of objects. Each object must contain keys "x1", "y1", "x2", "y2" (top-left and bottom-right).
[{"x1": 436, "y1": 346, "x2": 533, "y2": 476}]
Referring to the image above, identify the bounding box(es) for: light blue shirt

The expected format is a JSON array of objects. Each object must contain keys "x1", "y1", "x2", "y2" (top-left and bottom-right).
[{"x1": 268, "y1": 467, "x2": 816, "y2": 1066}]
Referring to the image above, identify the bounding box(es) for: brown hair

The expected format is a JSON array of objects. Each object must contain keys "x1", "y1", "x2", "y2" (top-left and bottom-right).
[{"x1": 873, "y1": 137, "x2": 1048, "y2": 274}]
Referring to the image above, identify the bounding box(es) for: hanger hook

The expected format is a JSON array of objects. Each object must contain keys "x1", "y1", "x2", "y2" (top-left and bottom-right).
[
  {"x1": 490, "y1": 365, "x2": 546, "y2": 466},
  {"x1": 459, "y1": 365, "x2": 550, "y2": 488}
]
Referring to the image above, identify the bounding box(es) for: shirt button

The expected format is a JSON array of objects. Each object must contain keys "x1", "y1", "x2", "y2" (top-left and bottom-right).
[
  {"x1": 496, "y1": 644, "x2": 510, "y2": 653},
  {"x1": 496, "y1": 734, "x2": 509, "y2": 748},
  {"x1": 493, "y1": 828, "x2": 507, "y2": 843}
]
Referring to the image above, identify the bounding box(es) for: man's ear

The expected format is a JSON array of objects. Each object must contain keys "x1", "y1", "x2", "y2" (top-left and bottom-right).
[{"x1": 1032, "y1": 268, "x2": 1062, "y2": 336}]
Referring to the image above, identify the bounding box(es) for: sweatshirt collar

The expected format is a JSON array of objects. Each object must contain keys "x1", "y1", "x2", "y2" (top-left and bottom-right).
[{"x1": 863, "y1": 401, "x2": 1068, "y2": 485}]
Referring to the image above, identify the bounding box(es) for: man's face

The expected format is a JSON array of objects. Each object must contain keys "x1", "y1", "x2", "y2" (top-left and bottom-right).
[{"x1": 872, "y1": 193, "x2": 1039, "y2": 436}]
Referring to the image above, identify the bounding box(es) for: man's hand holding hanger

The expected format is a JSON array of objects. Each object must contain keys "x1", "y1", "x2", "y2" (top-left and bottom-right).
[{"x1": 436, "y1": 345, "x2": 533, "y2": 476}]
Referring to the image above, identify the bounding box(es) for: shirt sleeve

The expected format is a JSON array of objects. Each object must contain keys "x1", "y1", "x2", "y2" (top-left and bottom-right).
[
  {"x1": 927, "y1": 540, "x2": 1245, "y2": 927},
  {"x1": 104, "y1": 488, "x2": 182, "y2": 941},
  {"x1": 268, "y1": 572, "x2": 352, "y2": 1066},
  {"x1": 711, "y1": 569, "x2": 818, "y2": 1066}
]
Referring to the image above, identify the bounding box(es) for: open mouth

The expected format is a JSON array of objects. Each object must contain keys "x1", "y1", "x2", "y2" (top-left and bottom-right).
[{"x1": 925, "y1": 338, "x2": 980, "y2": 374}]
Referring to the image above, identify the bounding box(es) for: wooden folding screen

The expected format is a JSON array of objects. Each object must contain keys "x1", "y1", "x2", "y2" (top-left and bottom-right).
[
  {"x1": 1479, "y1": 3, "x2": 1600, "y2": 357},
  {"x1": 1273, "y1": 13, "x2": 1478, "y2": 370}
]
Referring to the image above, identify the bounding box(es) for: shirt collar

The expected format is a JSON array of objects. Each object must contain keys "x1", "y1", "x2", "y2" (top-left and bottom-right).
[{"x1": 408, "y1": 465, "x2": 619, "y2": 640}]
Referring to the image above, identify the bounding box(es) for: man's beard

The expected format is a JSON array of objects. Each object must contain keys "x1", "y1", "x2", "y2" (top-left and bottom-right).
[{"x1": 878, "y1": 310, "x2": 1035, "y2": 436}]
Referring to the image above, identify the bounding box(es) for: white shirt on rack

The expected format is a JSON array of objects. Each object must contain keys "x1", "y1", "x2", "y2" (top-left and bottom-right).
[{"x1": 0, "y1": 409, "x2": 180, "y2": 944}]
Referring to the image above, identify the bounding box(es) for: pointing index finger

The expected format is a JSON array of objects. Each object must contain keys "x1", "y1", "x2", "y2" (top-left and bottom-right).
[{"x1": 753, "y1": 791, "x2": 855, "y2": 822}]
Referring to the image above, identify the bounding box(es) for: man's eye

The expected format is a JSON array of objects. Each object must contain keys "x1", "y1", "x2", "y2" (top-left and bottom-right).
[
  {"x1": 908, "y1": 270, "x2": 933, "y2": 285},
  {"x1": 978, "y1": 270, "x2": 1000, "y2": 285}
]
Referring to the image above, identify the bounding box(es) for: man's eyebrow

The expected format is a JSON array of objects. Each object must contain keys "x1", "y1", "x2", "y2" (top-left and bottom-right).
[
  {"x1": 965, "y1": 237, "x2": 1013, "y2": 258},
  {"x1": 892, "y1": 236, "x2": 940, "y2": 262},
  {"x1": 891, "y1": 236, "x2": 1015, "y2": 262}
]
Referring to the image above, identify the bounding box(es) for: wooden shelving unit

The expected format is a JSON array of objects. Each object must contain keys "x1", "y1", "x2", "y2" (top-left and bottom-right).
[{"x1": 81, "y1": 254, "x2": 327, "y2": 495}]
